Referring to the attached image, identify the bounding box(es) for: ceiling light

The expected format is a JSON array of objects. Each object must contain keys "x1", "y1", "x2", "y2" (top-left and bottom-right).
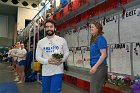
[
  {"x1": 11, "y1": 0, "x2": 19, "y2": 4},
  {"x1": 22, "y1": 1, "x2": 28, "y2": 6},
  {"x1": 1, "y1": 0, "x2": 8, "y2": 2},
  {"x1": 31, "y1": 3, "x2": 37, "y2": 8}
]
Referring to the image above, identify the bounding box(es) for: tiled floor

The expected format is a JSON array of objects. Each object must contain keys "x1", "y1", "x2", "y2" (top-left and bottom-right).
[
  {"x1": 0, "y1": 62, "x2": 133, "y2": 93},
  {"x1": 0, "y1": 62, "x2": 87, "y2": 93}
]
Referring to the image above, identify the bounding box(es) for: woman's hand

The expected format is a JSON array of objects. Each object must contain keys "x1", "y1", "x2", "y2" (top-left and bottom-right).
[
  {"x1": 89, "y1": 66, "x2": 97, "y2": 75},
  {"x1": 76, "y1": 59, "x2": 84, "y2": 64}
]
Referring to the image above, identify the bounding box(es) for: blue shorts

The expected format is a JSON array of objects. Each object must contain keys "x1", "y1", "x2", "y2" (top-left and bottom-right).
[
  {"x1": 8, "y1": 57, "x2": 12, "y2": 62},
  {"x1": 42, "y1": 74, "x2": 63, "y2": 93},
  {"x1": 20, "y1": 60, "x2": 26, "y2": 66},
  {"x1": 16, "y1": 60, "x2": 26, "y2": 67},
  {"x1": 16, "y1": 61, "x2": 19, "y2": 64}
]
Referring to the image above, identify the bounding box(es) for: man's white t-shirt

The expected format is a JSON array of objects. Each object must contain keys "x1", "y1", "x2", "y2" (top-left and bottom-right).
[{"x1": 36, "y1": 35, "x2": 69, "y2": 76}]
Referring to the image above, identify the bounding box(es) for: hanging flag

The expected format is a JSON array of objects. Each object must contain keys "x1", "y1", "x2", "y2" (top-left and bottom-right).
[
  {"x1": 60, "y1": 10, "x2": 64, "y2": 17},
  {"x1": 60, "y1": 0, "x2": 68, "y2": 8},
  {"x1": 68, "y1": 2, "x2": 73, "y2": 12}
]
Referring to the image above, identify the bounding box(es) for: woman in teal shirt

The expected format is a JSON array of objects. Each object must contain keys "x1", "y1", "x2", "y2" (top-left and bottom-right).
[{"x1": 89, "y1": 21, "x2": 108, "y2": 93}]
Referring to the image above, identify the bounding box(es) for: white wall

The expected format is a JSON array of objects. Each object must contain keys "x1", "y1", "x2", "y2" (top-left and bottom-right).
[
  {"x1": 0, "y1": 15, "x2": 8, "y2": 37},
  {"x1": 17, "y1": 7, "x2": 39, "y2": 31},
  {"x1": 0, "y1": 15, "x2": 16, "y2": 46}
]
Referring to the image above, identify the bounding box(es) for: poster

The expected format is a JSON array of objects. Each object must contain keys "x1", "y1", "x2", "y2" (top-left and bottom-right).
[
  {"x1": 73, "y1": 47, "x2": 83, "y2": 68},
  {"x1": 71, "y1": 31, "x2": 79, "y2": 47},
  {"x1": 64, "y1": 31, "x2": 72, "y2": 47},
  {"x1": 101, "y1": 15, "x2": 119, "y2": 44},
  {"x1": 67, "y1": 47, "x2": 74, "y2": 66},
  {"x1": 107, "y1": 45, "x2": 111, "y2": 72},
  {"x1": 81, "y1": 46, "x2": 90, "y2": 69},
  {"x1": 110, "y1": 43, "x2": 131, "y2": 75},
  {"x1": 120, "y1": 8, "x2": 140, "y2": 43},
  {"x1": 133, "y1": 42, "x2": 140, "y2": 76},
  {"x1": 79, "y1": 28, "x2": 89, "y2": 47}
]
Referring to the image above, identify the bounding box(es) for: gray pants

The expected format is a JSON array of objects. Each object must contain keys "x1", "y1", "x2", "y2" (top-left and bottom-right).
[{"x1": 90, "y1": 63, "x2": 108, "y2": 93}]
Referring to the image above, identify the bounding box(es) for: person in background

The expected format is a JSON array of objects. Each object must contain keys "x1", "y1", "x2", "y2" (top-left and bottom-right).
[
  {"x1": 11, "y1": 42, "x2": 21, "y2": 82},
  {"x1": 8, "y1": 46, "x2": 13, "y2": 67},
  {"x1": 2, "y1": 51, "x2": 8, "y2": 61},
  {"x1": 10, "y1": 45, "x2": 16, "y2": 70},
  {"x1": 36, "y1": 19, "x2": 69, "y2": 93},
  {"x1": 17, "y1": 43, "x2": 27, "y2": 83},
  {"x1": 77, "y1": 21, "x2": 108, "y2": 93}
]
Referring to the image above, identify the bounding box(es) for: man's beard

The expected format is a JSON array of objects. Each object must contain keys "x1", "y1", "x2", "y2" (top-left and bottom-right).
[{"x1": 46, "y1": 30, "x2": 55, "y2": 36}]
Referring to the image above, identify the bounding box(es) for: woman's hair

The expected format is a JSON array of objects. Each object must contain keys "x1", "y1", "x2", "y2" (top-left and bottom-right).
[{"x1": 90, "y1": 21, "x2": 104, "y2": 44}]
